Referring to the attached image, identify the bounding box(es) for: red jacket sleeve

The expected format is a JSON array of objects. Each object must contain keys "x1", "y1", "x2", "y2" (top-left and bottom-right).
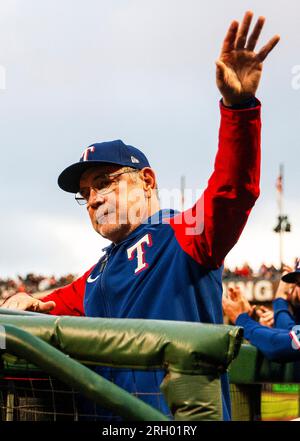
[
  {"x1": 42, "y1": 266, "x2": 95, "y2": 316},
  {"x1": 168, "y1": 101, "x2": 261, "y2": 268}
]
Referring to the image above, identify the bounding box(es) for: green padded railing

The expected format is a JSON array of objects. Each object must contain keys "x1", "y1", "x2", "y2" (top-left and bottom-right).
[
  {"x1": 0, "y1": 311, "x2": 243, "y2": 420},
  {"x1": 0, "y1": 324, "x2": 167, "y2": 421},
  {"x1": 229, "y1": 343, "x2": 300, "y2": 421},
  {"x1": 0, "y1": 312, "x2": 242, "y2": 373},
  {"x1": 229, "y1": 343, "x2": 300, "y2": 384}
]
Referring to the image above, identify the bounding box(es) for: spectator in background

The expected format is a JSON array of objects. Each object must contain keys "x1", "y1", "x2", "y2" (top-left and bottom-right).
[
  {"x1": 223, "y1": 267, "x2": 235, "y2": 280},
  {"x1": 258, "y1": 262, "x2": 281, "y2": 280},
  {"x1": 275, "y1": 259, "x2": 300, "y2": 328},
  {"x1": 0, "y1": 273, "x2": 76, "y2": 305},
  {"x1": 258, "y1": 263, "x2": 269, "y2": 278},
  {"x1": 222, "y1": 262, "x2": 300, "y2": 361},
  {"x1": 239, "y1": 262, "x2": 253, "y2": 278}
]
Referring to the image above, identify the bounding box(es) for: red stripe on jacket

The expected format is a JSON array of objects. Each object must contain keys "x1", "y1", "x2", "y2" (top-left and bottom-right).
[
  {"x1": 166, "y1": 101, "x2": 261, "y2": 268},
  {"x1": 43, "y1": 266, "x2": 94, "y2": 316}
]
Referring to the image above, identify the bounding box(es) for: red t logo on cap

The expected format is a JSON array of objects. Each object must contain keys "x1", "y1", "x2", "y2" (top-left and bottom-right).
[{"x1": 81, "y1": 146, "x2": 95, "y2": 161}]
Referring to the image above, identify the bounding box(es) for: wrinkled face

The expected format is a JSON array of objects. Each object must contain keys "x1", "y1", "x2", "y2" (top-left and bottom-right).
[{"x1": 79, "y1": 165, "x2": 151, "y2": 243}]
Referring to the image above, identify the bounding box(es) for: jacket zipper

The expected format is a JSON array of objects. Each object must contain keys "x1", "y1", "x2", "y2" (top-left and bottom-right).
[{"x1": 100, "y1": 246, "x2": 114, "y2": 317}]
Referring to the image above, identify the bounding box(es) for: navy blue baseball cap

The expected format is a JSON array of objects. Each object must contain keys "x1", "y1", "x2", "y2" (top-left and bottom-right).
[
  {"x1": 282, "y1": 259, "x2": 300, "y2": 284},
  {"x1": 58, "y1": 139, "x2": 151, "y2": 193}
]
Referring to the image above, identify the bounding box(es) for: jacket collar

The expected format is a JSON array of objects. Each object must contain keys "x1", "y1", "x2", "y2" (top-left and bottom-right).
[{"x1": 101, "y1": 208, "x2": 178, "y2": 253}]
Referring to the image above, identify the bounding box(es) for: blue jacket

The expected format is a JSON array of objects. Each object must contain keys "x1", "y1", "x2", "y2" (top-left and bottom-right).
[
  {"x1": 45, "y1": 102, "x2": 262, "y2": 420},
  {"x1": 236, "y1": 298, "x2": 300, "y2": 362}
]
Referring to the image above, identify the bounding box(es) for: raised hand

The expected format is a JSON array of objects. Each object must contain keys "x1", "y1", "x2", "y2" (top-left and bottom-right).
[
  {"x1": 275, "y1": 265, "x2": 294, "y2": 300},
  {"x1": 216, "y1": 11, "x2": 280, "y2": 106},
  {"x1": 222, "y1": 286, "x2": 252, "y2": 324}
]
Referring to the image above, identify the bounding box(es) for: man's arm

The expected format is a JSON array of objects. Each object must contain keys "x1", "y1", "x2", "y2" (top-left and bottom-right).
[
  {"x1": 169, "y1": 101, "x2": 261, "y2": 268},
  {"x1": 223, "y1": 287, "x2": 300, "y2": 362},
  {"x1": 273, "y1": 298, "x2": 296, "y2": 330},
  {"x1": 42, "y1": 266, "x2": 94, "y2": 315},
  {"x1": 0, "y1": 266, "x2": 94, "y2": 315},
  {"x1": 167, "y1": 12, "x2": 279, "y2": 268},
  {"x1": 272, "y1": 269, "x2": 298, "y2": 330},
  {"x1": 236, "y1": 313, "x2": 300, "y2": 362}
]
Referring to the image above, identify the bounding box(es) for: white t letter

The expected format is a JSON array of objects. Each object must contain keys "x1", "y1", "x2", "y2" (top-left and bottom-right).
[{"x1": 127, "y1": 234, "x2": 152, "y2": 274}]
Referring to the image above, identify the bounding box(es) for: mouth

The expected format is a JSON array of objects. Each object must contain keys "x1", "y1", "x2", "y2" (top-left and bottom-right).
[{"x1": 95, "y1": 210, "x2": 115, "y2": 225}]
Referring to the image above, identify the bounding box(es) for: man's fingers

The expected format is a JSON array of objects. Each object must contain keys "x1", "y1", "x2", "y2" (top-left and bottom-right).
[
  {"x1": 222, "y1": 294, "x2": 233, "y2": 307},
  {"x1": 1, "y1": 295, "x2": 56, "y2": 314},
  {"x1": 290, "y1": 285, "x2": 297, "y2": 300},
  {"x1": 5, "y1": 301, "x2": 17, "y2": 310},
  {"x1": 264, "y1": 316, "x2": 274, "y2": 325},
  {"x1": 235, "y1": 10, "x2": 254, "y2": 50},
  {"x1": 215, "y1": 60, "x2": 230, "y2": 86},
  {"x1": 28, "y1": 300, "x2": 56, "y2": 313},
  {"x1": 249, "y1": 305, "x2": 256, "y2": 317},
  {"x1": 233, "y1": 286, "x2": 242, "y2": 300},
  {"x1": 37, "y1": 301, "x2": 56, "y2": 313},
  {"x1": 256, "y1": 35, "x2": 280, "y2": 62},
  {"x1": 227, "y1": 287, "x2": 241, "y2": 301},
  {"x1": 222, "y1": 296, "x2": 229, "y2": 308},
  {"x1": 228, "y1": 288, "x2": 236, "y2": 301},
  {"x1": 6, "y1": 300, "x2": 27, "y2": 310},
  {"x1": 286, "y1": 286, "x2": 295, "y2": 302},
  {"x1": 261, "y1": 311, "x2": 274, "y2": 320},
  {"x1": 246, "y1": 16, "x2": 265, "y2": 51},
  {"x1": 220, "y1": 20, "x2": 239, "y2": 55},
  {"x1": 257, "y1": 309, "x2": 273, "y2": 320},
  {"x1": 259, "y1": 305, "x2": 268, "y2": 312}
]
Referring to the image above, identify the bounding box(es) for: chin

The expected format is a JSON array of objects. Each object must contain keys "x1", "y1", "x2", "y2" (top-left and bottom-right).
[{"x1": 96, "y1": 223, "x2": 130, "y2": 243}]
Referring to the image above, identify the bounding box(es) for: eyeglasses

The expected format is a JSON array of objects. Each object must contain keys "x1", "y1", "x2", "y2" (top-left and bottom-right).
[{"x1": 75, "y1": 169, "x2": 139, "y2": 205}]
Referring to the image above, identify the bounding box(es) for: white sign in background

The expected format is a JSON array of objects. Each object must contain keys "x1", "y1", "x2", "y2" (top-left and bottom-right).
[{"x1": 223, "y1": 280, "x2": 274, "y2": 302}]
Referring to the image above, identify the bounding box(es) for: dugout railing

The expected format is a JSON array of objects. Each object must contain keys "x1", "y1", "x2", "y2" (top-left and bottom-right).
[
  {"x1": 229, "y1": 343, "x2": 300, "y2": 420},
  {"x1": 0, "y1": 309, "x2": 243, "y2": 421}
]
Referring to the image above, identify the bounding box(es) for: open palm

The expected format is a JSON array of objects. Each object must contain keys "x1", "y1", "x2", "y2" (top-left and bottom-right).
[{"x1": 216, "y1": 11, "x2": 280, "y2": 106}]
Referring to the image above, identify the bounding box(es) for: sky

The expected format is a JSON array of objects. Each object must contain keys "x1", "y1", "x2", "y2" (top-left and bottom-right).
[{"x1": 0, "y1": 0, "x2": 299, "y2": 278}]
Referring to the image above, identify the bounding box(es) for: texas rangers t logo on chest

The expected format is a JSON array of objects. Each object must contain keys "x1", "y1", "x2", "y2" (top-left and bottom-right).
[{"x1": 127, "y1": 234, "x2": 153, "y2": 274}]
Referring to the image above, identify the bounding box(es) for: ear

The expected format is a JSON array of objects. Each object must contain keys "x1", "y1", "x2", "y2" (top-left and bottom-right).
[{"x1": 140, "y1": 167, "x2": 157, "y2": 192}]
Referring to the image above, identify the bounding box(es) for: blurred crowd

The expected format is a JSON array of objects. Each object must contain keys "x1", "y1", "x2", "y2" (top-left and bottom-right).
[
  {"x1": 0, "y1": 273, "x2": 76, "y2": 298},
  {"x1": 223, "y1": 262, "x2": 281, "y2": 280},
  {"x1": 0, "y1": 262, "x2": 283, "y2": 298}
]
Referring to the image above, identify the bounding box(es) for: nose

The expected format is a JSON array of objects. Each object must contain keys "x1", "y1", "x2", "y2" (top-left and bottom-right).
[{"x1": 87, "y1": 187, "x2": 105, "y2": 209}]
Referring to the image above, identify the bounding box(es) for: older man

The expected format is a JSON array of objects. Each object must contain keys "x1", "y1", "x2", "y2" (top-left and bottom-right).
[{"x1": 1, "y1": 12, "x2": 279, "y2": 420}]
